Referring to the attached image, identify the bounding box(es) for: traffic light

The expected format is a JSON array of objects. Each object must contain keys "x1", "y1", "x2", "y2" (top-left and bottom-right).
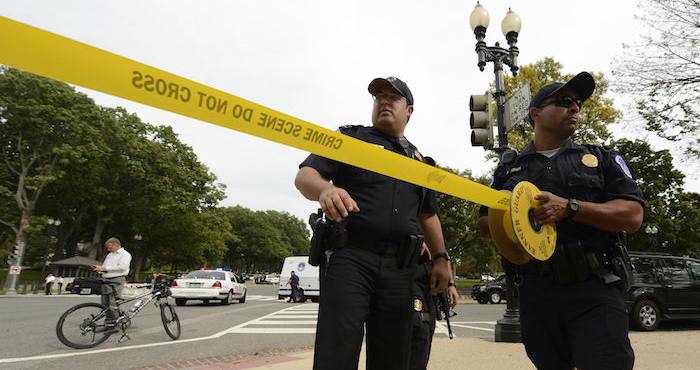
[
  {"x1": 6, "y1": 242, "x2": 23, "y2": 265},
  {"x1": 469, "y1": 92, "x2": 494, "y2": 148}
]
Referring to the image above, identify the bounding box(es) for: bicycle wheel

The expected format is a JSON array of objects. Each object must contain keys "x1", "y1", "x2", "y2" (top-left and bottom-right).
[
  {"x1": 160, "y1": 301, "x2": 181, "y2": 340},
  {"x1": 56, "y1": 302, "x2": 113, "y2": 349}
]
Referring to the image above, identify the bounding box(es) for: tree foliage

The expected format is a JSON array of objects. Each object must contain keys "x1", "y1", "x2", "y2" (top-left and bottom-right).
[
  {"x1": 502, "y1": 58, "x2": 621, "y2": 150},
  {"x1": 0, "y1": 67, "x2": 233, "y2": 282},
  {"x1": 611, "y1": 139, "x2": 699, "y2": 257},
  {"x1": 434, "y1": 166, "x2": 500, "y2": 276},
  {"x1": 613, "y1": 0, "x2": 700, "y2": 159},
  {"x1": 223, "y1": 206, "x2": 309, "y2": 273}
]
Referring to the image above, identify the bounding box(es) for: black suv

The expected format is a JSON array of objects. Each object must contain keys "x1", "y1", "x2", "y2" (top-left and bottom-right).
[
  {"x1": 626, "y1": 251, "x2": 700, "y2": 331},
  {"x1": 471, "y1": 275, "x2": 507, "y2": 304}
]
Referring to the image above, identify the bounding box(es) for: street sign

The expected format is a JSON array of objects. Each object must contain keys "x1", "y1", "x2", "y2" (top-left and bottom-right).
[
  {"x1": 504, "y1": 83, "x2": 530, "y2": 131},
  {"x1": 9, "y1": 265, "x2": 21, "y2": 275}
]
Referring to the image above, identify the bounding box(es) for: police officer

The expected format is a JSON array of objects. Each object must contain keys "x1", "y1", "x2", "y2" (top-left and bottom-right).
[
  {"x1": 295, "y1": 76, "x2": 451, "y2": 370},
  {"x1": 409, "y1": 244, "x2": 459, "y2": 370},
  {"x1": 478, "y1": 72, "x2": 644, "y2": 370}
]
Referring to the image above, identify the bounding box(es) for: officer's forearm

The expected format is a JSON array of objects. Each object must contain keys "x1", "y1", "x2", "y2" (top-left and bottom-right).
[
  {"x1": 573, "y1": 198, "x2": 643, "y2": 232},
  {"x1": 418, "y1": 213, "x2": 446, "y2": 254},
  {"x1": 294, "y1": 167, "x2": 334, "y2": 201}
]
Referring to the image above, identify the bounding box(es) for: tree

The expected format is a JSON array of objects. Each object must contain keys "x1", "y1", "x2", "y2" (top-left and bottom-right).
[
  {"x1": 434, "y1": 166, "x2": 501, "y2": 277},
  {"x1": 611, "y1": 139, "x2": 699, "y2": 256},
  {"x1": 613, "y1": 0, "x2": 700, "y2": 159},
  {"x1": 0, "y1": 67, "x2": 102, "y2": 288},
  {"x1": 502, "y1": 58, "x2": 621, "y2": 151},
  {"x1": 223, "y1": 206, "x2": 310, "y2": 273}
]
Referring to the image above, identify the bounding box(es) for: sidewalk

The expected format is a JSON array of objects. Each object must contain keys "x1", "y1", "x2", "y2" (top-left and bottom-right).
[{"x1": 159, "y1": 330, "x2": 700, "y2": 370}]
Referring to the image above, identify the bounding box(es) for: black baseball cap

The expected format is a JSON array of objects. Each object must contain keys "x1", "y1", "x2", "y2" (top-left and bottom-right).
[
  {"x1": 368, "y1": 76, "x2": 414, "y2": 105},
  {"x1": 528, "y1": 71, "x2": 595, "y2": 124}
]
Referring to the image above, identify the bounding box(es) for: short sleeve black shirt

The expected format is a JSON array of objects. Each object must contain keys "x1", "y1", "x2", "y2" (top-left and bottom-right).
[
  {"x1": 480, "y1": 140, "x2": 644, "y2": 247},
  {"x1": 299, "y1": 125, "x2": 438, "y2": 243}
]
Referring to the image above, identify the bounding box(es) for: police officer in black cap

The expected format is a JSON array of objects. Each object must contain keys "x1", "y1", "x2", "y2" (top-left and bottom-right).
[
  {"x1": 478, "y1": 72, "x2": 644, "y2": 370},
  {"x1": 295, "y1": 76, "x2": 451, "y2": 370}
]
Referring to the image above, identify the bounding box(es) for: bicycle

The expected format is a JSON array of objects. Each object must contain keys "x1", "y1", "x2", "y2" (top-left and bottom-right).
[{"x1": 56, "y1": 279, "x2": 181, "y2": 349}]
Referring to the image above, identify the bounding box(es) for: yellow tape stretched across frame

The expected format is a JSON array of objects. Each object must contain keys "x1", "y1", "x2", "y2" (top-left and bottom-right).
[{"x1": 0, "y1": 17, "x2": 510, "y2": 210}]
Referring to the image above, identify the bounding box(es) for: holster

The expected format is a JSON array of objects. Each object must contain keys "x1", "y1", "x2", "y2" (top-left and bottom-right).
[
  {"x1": 545, "y1": 237, "x2": 633, "y2": 291},
  {"x1": 610, "y1": 239, "x2": 634, "y2": 292},
  {"x1": 308, "y1": 209, "x2": 326, "y2": 267},
  {"x1": 307, "y1": 209, "x2": 348, "y2": 267},
  {"x1": 396, "y1": 234, "x2": 424, "y2": 269}
]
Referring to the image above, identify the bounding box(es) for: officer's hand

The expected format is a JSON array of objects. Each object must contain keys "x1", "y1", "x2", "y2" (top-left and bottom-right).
[
  {"x1": 532, "y1": 191, "x2": 568, "y2": 224},
  {"x1": 448, "y1": 286, "x2": 459, "y2": 308},
  {"x1": 319, "y1": 186, "x2": 359, "y2": 222},
  {"x1": 430, "y1": 259, "x2": 451, "y2": 294}
]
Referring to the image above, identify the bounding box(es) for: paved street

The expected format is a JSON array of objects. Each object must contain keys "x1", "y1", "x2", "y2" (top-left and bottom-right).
[
  {"x1": 0, "y1": 284, "x2": 500, "y2": 370},
  {"x1": 2, "y1": 285, "x2": 699, "y2": 369}
]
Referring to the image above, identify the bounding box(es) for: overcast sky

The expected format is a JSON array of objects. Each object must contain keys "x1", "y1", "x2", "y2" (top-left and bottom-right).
[{"x1": 3, "y1": 0, "x2": 697, "y2": 222}]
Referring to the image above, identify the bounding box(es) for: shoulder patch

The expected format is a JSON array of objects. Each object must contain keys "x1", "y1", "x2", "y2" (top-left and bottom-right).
[{"x1": 615, "y1": 155, "x2": 633, "y2": 179}]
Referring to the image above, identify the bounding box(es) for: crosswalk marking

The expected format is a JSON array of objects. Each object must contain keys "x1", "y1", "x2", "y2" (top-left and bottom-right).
[
  {"x1": 245, "y1": 295, "x2": 281, "y2": 302},
  {"x1": 226, "y1": 304, "x2": 319, "y2": 334},
  {"x1": 449, "y1": 321, "x2": 496, "y2": 332},
  {"x1": 222, "y1": 303, "x2": 491, "y2": 337}
]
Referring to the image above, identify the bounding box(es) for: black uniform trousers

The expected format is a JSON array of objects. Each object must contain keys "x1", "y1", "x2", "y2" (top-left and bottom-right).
[
  {"x1": 519, "y1": 274, "x2": 635, "y2": 370},
  {"x1": 290, "y1": 284, "x2": 300, "y2": 302},
  {"x1": 409, "y1": 261, "x2": 436, "y2": 370},
  {"x1": 313, "y1": 247, "x2": 415, "y2": 370}
]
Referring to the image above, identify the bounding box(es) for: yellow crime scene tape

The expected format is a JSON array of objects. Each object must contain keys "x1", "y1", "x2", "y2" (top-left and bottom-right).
[{"x1": 0, "y1": 17, "x2": 555, "y2": 262}]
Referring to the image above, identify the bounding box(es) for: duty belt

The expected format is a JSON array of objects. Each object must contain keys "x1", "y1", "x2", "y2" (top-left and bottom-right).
[
  {"x1": 346, "y1": 235, "x2": 402, "y2": 256},
  {"x1": 519, "y1": 242, "x2": 612, "y2": 284}
]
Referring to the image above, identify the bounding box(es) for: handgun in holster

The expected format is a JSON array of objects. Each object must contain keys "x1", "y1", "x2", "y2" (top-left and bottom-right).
[
  {"x1": 308, "y1": 209, "x2": 327, "y2": 267},
  {"x1": 397, "y1": 234, "x2": 424, "y2": 269},
  {"x1": 610, "y1": 233, "x2": 634, "y2": 292},
  {"x1": 308, "y1": 209, "x2": 348, "y2": 267}
]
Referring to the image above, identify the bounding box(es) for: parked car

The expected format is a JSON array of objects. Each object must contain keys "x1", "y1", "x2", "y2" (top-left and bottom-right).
[
  {"x1": 471, "y1": 275, "x2": 507, "y2": 304},
  {"x1": 625, "y1": 251, "x2": 700, "y2": 331},
  {"x1": 170, "y1": 269, "x2": 247, "y2": 306},
  {"x1": 266, "y1": 274, "x2": 280, "y2": 284}
]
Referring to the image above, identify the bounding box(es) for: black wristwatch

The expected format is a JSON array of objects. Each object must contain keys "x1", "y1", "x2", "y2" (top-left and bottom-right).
[
  {"x1": 566, "y1": 198, "x2": 580, "y2": 219},
  {"x1": 433, "y1": 251, "x2": 450, "y2": 262}
]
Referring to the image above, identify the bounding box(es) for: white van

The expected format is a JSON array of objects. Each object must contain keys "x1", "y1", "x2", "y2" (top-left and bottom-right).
[{"x1": 278, "y1": 256, "x2": 320, "y2": 302}]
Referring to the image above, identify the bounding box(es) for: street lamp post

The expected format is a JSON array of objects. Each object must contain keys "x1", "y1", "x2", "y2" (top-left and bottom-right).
[
  {"x1": 645, "y1": 225, "x2": 658, "y2": 249},
  {"x1": 469, "y1": 2, "x2": 523, "y2": 343},
  {"x1": 469, "y1": 1, "x2": 521, "y2": 152},
  {"x1": 132, "y1": 234, "x2": 143, "y2": 280},
  {"x1": 38, "y1": 218, "x2": 61, "y2": 292}
]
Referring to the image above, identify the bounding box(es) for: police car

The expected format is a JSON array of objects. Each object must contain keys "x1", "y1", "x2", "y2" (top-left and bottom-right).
[{"x1": 170, "y1": 269, "x2": 247, "y2": 306}]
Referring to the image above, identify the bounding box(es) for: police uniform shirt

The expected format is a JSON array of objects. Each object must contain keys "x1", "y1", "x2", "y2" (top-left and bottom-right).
[
  {"x1": 480, "y1": 139, "x2": 644, "y2": 247},
  {"x1": 299, "y1": 125, "x2": 438, "y2": 243}
]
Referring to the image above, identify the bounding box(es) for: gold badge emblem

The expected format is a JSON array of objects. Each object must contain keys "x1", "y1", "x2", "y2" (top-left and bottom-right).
[
  {"x1": 413, "y1": 298, "x2": 423, "y2": 311},
  {"x1": 582, "y1": 154, "x2": 598, "y2": 168}
]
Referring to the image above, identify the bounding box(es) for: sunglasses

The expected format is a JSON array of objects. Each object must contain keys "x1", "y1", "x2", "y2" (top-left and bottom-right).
[
  {"x1": 373, "y1": 92, "x2": 405, "y2": 103},
  {"x1": 539, "y1": 96, "x2": 583, "y2": 109}
]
